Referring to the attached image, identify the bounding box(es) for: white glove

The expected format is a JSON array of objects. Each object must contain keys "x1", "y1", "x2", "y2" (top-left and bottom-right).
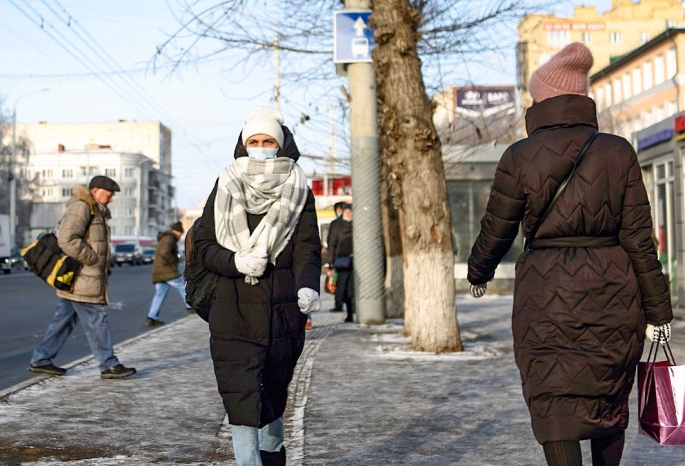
[
  {"x1": 234, "y1": 250, "x2": 268, "y2": 277},
  {"x1": 646, "y1": 323, "x2": 671, "y2": 344},
  {"x1": 297, "y1": 287, "x2": 321, "y2": 314},
  {"x1": 470, "y1": 283, "x2": 487, "y2": 298}
]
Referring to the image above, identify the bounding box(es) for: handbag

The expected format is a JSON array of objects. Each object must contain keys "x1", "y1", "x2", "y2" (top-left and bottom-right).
[
  {"x1": 525, "y1": 131, "x2": 600, "y2": 251},
  {"x1": 324, "y1": 268, "x2": 338, "y2": 294},
  {"x1": 332, "y1": 256, "x2": 352, "y2": 270},
  {"x1": 21, "y1": 212, "x2": 94, "y2": 292},
  {"x1": 637, "y1": 336, "x2": 685, "y2": 445}
]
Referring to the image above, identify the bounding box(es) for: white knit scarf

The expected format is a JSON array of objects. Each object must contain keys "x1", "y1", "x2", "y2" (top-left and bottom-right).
[{"x1": 215, "y1": 157, "x2": 308, "y2": 283}]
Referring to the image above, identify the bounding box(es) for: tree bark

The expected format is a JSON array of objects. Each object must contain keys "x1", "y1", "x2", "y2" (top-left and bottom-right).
[
  {"x1": 380, "y1": 161, "x2": 405, "y2": 320},
  {"x1": 372, "y1": 0, "x2": 462, "y2": 352}
]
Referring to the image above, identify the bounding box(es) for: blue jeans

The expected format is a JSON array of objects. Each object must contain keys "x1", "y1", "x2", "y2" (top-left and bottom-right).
[
  {"x1": 232, "y1": 416, "x2": 284, "y2": 466},
  {"x1": 31, "y1": 298, "x2": 120, "y2": 372},
  {"x1": 147, "y1": 275, "x2": 189, "y2": 320}
]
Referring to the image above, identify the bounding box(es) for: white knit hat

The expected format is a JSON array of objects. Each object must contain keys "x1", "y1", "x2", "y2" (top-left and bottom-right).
[{"x1": 242, "y1": 107, "x2": 285, "y2": 148}]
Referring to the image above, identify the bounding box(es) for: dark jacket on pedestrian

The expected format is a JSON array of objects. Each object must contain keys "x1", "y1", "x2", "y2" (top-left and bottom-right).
[
  {"x1": 467, "y1": 94, "x2": 672, "y2": 444},
  {"x1": 194, "y1": 126, "x2": 322, "y2": 428},
  {"x1": 326, "y1": 217, "x2": 352, "y2": 265},
  {"x1": 151, "y1": 230, "x2": 181, "y2": 283},
  {"x1": 57, "y1": 185, "x2": 112, "y2": 305}
]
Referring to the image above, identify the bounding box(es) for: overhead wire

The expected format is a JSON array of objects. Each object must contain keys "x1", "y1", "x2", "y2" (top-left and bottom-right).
[{"x1": 8, "y1": 0, "x2": 222, "y2": 169}]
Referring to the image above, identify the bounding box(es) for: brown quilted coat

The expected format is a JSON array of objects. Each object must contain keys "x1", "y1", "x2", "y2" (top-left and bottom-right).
[{"x1": 468, "y1": 94, "x2": 672, "y2": 444}]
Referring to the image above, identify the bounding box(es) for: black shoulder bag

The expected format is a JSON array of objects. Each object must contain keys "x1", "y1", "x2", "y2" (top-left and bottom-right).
[{"x1": 524, "y1": 131, "x2": 600, "y2": 252}]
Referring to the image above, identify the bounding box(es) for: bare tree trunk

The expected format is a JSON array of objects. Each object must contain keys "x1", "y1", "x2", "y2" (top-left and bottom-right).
[
  {"x1": 372, "y1": 0, "x2": 462, "y2": 352},
  {"x1": 380, "y1": 162, "x2": 405, "y2": 320}
]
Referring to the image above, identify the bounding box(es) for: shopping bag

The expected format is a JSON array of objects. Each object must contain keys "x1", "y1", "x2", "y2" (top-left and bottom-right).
[
  {"x1": 324, "y1": 268, "x2": 338, "y2": 294},
  {"x1": 637, "y1": 338, "x2": 685, "y2": 445}
]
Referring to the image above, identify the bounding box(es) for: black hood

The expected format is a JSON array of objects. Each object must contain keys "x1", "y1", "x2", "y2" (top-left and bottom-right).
[{"x1": 233, "y1": 125, "x2": 301, "y2": 162}]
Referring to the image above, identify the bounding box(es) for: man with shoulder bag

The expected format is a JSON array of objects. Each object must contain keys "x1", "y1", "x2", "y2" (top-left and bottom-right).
[{"x1": 28, "y1": 176, "x2": 137, "y2": 380}]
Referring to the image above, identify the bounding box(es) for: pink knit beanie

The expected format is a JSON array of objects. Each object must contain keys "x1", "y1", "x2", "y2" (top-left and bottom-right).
[{"x1": 529, "y1": 42, "x2": 594, "y2": 103}]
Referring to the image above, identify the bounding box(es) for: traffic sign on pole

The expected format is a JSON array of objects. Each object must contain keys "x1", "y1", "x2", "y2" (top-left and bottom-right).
[{"x1": 334, "y1": 10, "x2": 374, "y2": 63}]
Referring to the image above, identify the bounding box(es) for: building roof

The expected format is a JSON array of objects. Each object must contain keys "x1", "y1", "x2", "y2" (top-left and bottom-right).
[{"x1": 590, "y1": 27, "x2": 685, "y2": 81}]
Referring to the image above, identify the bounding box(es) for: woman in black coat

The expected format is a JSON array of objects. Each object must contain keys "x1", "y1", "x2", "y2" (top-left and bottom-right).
[
  {"x1": 467, "y1": 44, "x2": 672, "y2": 466},
  {"x1": 194, "y1": 107, "x2": 322, "y2": 466}
]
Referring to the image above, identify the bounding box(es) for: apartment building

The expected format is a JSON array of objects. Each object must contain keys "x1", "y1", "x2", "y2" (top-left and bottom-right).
[
  {"x1": 25, "y1": 150, "x2": 175, "y2": 245},
  {"x1": 517, "y1": 0, "x2": 685, "y2": 134},
  {"x1": 15, "y1": 120, "x2": 172, "y2": 173},
  {"x1": 590, "y1": 28, "x2": 685, "y2": 141}
]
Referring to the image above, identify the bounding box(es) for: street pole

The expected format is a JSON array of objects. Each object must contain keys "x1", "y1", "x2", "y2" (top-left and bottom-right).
[
  {"x1": 346, "y1": 0, "x2": 385, "y2": 324},
  {"x1": 10, "y1": 89, "x2": 49, "y2": 249},
  {"x1": 9, "y1": 110, "x2": 17, "y2": 249}
]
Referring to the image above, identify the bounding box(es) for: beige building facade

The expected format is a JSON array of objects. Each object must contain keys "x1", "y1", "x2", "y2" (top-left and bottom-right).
[
  {"x1": 590, "y1": 28, "x2": 685, "y2": 141},
  {"x1": 517, "y1": 0, "x2": 685, "y2": 134}
]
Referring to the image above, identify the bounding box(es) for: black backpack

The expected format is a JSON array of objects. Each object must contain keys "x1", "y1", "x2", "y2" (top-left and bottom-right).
[{"x1": 184, "y1": 218, "x2": 219, "y2": 323}]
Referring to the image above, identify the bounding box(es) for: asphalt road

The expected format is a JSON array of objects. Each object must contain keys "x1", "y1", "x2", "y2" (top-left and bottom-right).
[{"x1": 0, "y1": 263, "x2": 190, "y2": 391}]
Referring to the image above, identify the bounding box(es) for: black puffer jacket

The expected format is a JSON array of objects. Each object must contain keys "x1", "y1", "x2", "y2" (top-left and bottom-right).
[
  {"x1": 468, "y1": 95, "x2": 672, "y2": 443},
  {"x1": 194, "y1": 126, "x2": 321, "y2": 427}
]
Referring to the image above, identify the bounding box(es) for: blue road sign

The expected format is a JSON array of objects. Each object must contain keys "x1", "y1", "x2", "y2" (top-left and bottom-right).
[{"x1": 334, "y1": 10, "x2": 375, "y2": 63}]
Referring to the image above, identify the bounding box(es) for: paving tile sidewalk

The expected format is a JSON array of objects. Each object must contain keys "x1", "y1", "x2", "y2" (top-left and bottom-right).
[{"x1": 1, "y1": 293, "x2": 684, "y2": 465}]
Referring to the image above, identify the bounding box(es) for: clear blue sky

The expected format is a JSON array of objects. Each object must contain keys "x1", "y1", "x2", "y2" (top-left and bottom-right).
[{"x1": 1, "y1": 0, "x2": 612, "y2": 209}]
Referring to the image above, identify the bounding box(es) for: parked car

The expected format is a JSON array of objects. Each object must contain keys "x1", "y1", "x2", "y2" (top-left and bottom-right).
[
  {"x1": 113, "y1": 243, "x2": 143, "y2": 266},
  {"x1": 142, "y1": 248, "x2": 155, "y2": 265}
]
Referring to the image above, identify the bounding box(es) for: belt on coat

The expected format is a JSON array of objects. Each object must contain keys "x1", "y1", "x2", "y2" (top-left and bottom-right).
[{"x1": 528, "y1": 236, "x2": 620, "y2": 249}]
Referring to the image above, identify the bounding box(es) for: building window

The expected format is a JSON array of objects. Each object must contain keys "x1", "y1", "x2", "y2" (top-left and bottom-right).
[
  {"x1": 594, "y1": 87, "x2": 604, "y2": 108},
  {"x1": 623, "y1": 73, "x2": 632, "y2": 100},
  {"x1": 639, "y1": 32, "x2": 650, "y2": 44},
  {"x1": 62, "y1": 169, "x2": 73, "y2": 178},
  {"x1": 667, "y1": 48, "x2": 677, "y2": 79},
  {"x1": 581, "y1": 32, "x2": 592, "y2": 45},
  {"x1": 105, "y1": 168, "x2": 116, "y2": 177},
  {"x1": 80, "y1": 166, "x2": 87, "y2": 176},
  {"x1": 613, "y1": 78, "x2": 622, "y2": 103},
  {"x1": 111, "y1": 226, "x2": 116, "y2": 235},
  {"x1": 643, "y1": 60, "x2": 653, "y2": 90},
  {"x1": 655, "y1": 54, "x2": 665, "y2": 85},
  {"x1": 605, "y1": 83, "x2": 612, "y2": 107},
  {"x1": 125, "y1": 226, "x2": 133, "y2": 235},
  {"x1": 125, "y1": 187, "x2": 135, "y2": 197},
  {"x1": 41, "y1": 188, "x2": 54, "y2": 197},
  {"x1": 633, "y1": 67, "x2": 642, "y2": 95},
  {"x1": 610, "y1": 31, "x2": 622, "y2": 45},
  {"x1": 548, "y1": 30, "x2": 570, "y2": 49},
  {"x1": 62, "y1": 188, "x2": 71, "y2": 197},
  {"x1": 127, "y1": 208, "x2": 134, "y2": 217},
  {"x1": 41, "y1": 169, "x2": 54, "y2": 179},
  {"x1": 124, "y1": 168, "x2": 135, "y2": 178}
]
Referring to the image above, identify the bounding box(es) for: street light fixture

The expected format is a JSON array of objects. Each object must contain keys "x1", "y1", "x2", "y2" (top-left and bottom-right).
[{"x1": 10, "y1": 88, "x2": 49, "y2": 248}]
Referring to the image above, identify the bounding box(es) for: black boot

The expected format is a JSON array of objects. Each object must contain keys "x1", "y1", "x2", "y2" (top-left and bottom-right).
[{"x1": 259, "y1": 446, "x2": 286, "y2": 466}]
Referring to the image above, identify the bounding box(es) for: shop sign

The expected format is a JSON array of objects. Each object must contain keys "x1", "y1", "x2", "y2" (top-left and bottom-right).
[
  {"x1": 675, "y1": 114, "x2": 685, "y2": 133},
  {"x1": 637, "y1": 129, "x2": 673, "y2": 151}
]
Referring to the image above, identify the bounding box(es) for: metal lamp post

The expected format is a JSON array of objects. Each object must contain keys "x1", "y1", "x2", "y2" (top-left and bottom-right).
[{"x1": 9, "y1": 88, "x2": 49, "y2": 248}]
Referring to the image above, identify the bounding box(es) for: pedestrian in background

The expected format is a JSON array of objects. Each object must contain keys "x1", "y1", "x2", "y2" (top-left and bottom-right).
[
  {"x1": 467, "y1": 43, "x2": 672, "y2": 466},
  {"x1": 29, "y1": 176, "x2": 137, "y2": 380},
  {"x1": 324, "y1": 201, "x2": 345, "y2": 313},
  {"x1": 326, "y1": 202, "x2": 353, "y2": 316},
  {"x1": 331, "y1": 203, "x2": 354, "y2": 323},
  {"x1": 145, "y1": 221, "x2": 194, "y2": 327},
  {"x1": 194, "y1": 106, "x2": 321, "y2": 466}
]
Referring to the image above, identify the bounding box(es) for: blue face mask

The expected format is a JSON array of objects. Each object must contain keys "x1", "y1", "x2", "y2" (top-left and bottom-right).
[{"x1": 247, "y1": 147, "x2": 278, "y2": 160}]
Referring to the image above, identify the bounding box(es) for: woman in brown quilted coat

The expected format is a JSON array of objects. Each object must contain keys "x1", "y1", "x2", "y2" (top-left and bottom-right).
[{"x1": 468, "y1": 43, "x2": 673, "y2": 466}]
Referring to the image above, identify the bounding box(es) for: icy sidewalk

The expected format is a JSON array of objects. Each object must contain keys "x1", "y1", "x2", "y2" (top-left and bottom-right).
[{"x1": 0, "y1": 294, "x2": 684, "y2": 465}]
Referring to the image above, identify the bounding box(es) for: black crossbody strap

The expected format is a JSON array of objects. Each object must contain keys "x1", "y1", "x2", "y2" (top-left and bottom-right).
[{"x1": 524, "y1": 131, "x2": 600, "y2": 252}]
